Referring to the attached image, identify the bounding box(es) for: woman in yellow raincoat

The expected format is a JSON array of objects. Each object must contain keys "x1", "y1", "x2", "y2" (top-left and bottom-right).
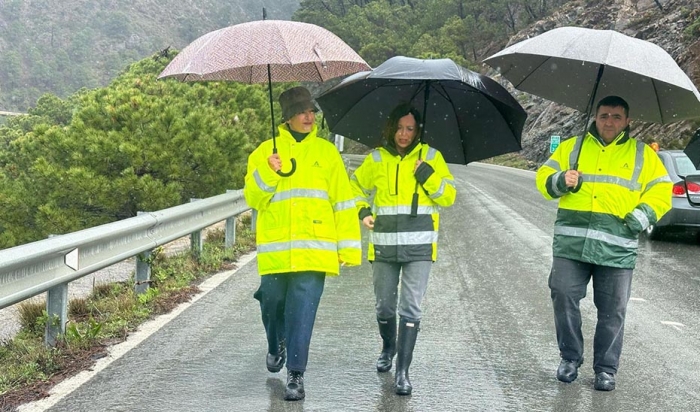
[
  {"x1": 244, "y1": 86, "x2": 361, "y2": 401},
  {"x1": 351, "y1": 103, "x2": 456, "y2": 395}
]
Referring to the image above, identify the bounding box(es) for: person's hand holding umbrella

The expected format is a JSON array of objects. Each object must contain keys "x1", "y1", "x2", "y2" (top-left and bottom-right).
[{"x1": 267, "y1": 153, "x2": 282, "y2": 173}]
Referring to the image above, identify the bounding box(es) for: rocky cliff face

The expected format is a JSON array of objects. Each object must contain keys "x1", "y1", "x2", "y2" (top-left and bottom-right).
[{"x1": 488, "y1": 0, "x2": 700, "y2": 168}]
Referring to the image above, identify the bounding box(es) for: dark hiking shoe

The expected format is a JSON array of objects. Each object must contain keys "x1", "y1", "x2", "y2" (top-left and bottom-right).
[
  {"x1": 556, "y1": 358, "x2": 583, "y2": 383},
  {"x1": 284, "y1": 370, "x2": 305, "y2": 401},
  {"x1": 594, "y1": 372, "x2": 616, "y2": 391},
  {"x1": 266, "y1": 340, "x2": 285, "y2": 373}
]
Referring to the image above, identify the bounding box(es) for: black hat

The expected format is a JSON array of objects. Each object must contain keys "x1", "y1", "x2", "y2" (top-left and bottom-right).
[{"x1": 279, "y1": 86, "x2": 318, "y2": 121}]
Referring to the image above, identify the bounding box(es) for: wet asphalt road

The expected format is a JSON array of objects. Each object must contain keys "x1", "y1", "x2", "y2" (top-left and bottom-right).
[{"x1": 22, "y1": 163, "x2": 700, "y2": 411}]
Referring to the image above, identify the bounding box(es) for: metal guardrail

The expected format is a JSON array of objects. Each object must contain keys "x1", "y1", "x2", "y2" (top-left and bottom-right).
[
  {"x1": 0, "y1": 189, "x2": 250, "y2": 344},
  {"x1": 0, "y1": 155, "x2": 365, "y2": 345},
  {"x1": 343, "y1": 153, "x2": 364, "y2": 171}
]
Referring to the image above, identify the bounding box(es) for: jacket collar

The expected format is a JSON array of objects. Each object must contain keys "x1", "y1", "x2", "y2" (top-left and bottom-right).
[
  {"x1": 277, "y1": 124, "x2": 318, "y2": 142},
  {"x1": 383, "y1": 138, "x2": 421, "y2": 158},
  {"x1": 588, "y1": 121, "x2": 630, "y2": 146}
]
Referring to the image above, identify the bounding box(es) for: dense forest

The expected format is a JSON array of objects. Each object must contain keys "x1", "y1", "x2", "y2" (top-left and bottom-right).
[
  {"x1": 0, "y1": 54, "x2": 295, "y2": 247},
  {"x1": 1, "y1": 0, "x2": 700, "y2": 248}
]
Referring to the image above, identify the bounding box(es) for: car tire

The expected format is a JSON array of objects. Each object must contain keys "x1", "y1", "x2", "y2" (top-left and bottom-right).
[{"x1": 644, "y1": 224, "x2": 662, "y2": 240}]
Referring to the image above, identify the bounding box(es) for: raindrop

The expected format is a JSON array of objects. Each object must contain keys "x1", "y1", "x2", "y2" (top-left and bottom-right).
[{"x1": 550, "y1": 63, "x2": 558, "y2": 71}]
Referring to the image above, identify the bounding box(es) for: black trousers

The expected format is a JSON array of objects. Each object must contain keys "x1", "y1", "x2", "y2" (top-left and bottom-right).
[{"x1": 548, "y1": 257, "x2": 633, "y2": 374}]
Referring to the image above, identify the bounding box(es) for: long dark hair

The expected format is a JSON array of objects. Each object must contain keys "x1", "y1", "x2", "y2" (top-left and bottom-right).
[{"x1": 381, "y1": 103, "x2": 422, "y2": 148}]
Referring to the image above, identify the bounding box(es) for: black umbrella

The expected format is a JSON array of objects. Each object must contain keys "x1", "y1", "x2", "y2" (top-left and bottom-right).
[
  {"x1": 684, "y1": 128, "x2": 700, "y2": 169},
  {"x1": 316, "y1": 56, "x2": 527, "y2": 165}
]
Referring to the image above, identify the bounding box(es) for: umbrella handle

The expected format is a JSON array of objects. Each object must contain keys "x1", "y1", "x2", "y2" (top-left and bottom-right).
[
  {"x1": 410, "y1": 145, "x2": 425, "y2": 217},
  {"x1": 410, "y1": 193, "x2": 419, "y2": 217},
  {"x1": 272, "y1": 147, "x2": 297, "y2": 177},
  {"x1": 277, "y1": 158, "x2": 297, "y2": 177}
]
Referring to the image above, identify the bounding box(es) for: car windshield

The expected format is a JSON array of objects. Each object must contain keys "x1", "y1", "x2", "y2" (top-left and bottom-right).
[{"x1": 673, "y1": 154, "x2": 698, "y2": 176}]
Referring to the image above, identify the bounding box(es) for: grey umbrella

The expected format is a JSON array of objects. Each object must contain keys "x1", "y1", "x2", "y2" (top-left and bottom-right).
[
  {"x1": 484, "y1": 26, "x2": 700, "y2": 166},
  {"x1": 484, "y1": 26, "x2": 700, "y2": 123}
]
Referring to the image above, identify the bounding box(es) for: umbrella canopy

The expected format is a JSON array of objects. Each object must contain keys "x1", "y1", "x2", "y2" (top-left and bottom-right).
[
  {"x1": 483, "y1": 26, "x2": 700, "y2": 124},
  {"x1": 684, "y1": 128, "x2": 700, "y2": 169},
  {"x1": 316, "y1": 56, "x2": 527, "y2": 164},
  {"x1": 158, "y1": 20, "x2": 370, "y2": 83},
  {"x1": 158, "y1": 17, "x2": 370, "y2": 176}
]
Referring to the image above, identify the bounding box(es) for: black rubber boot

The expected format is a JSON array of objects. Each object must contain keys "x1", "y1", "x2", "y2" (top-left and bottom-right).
[
  {"x1": 376, "y1": 317, "x2": 397, "y2": 372},
  {"x1": 395, "y1": 318, "x2": 419, "y2": 395}
]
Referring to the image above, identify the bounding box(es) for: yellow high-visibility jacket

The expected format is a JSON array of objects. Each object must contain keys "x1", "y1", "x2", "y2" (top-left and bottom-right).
[
  {"x1": 244, "y1": 124, "x2": 361, "y2": 276},
  {"x1": 351, "y1": 142, "x2": 456, "y2": 262},
  {"x1": 536, "y1": 127, "x2": 672, "y2": 268}
]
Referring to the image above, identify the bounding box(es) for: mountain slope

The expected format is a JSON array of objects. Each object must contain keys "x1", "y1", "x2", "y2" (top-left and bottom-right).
[{"x1": 0, "y1": 0, "x2": 299, "y2": 111}]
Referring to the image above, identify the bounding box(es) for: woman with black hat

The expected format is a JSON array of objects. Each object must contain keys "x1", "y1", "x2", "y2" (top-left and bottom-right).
[{"x1": 244, "y1": 86, "x2": 361, "y2": 401}]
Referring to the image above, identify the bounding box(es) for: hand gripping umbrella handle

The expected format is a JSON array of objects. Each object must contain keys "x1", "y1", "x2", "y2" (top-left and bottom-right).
[
  {"x1": 272, "y1": 147, "x2": 297, "y2": 177},
  {"x1": 277, "y1": 158, "x2": 297, "y2": 177}
]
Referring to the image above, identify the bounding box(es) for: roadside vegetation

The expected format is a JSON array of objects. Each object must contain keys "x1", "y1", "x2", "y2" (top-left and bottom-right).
[
  {"x1": 0, "y1": 52, "x2": 302, "y2": 249},
  {"x1": 0, "y1": 216, "x2": 256, "y2": 411}
]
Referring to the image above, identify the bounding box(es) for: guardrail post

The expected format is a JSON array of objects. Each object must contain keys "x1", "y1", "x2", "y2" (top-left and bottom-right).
[
  {"x1": 134, "y1": 212, "x2": 152, "y2": 295},
  {"x1": 135, "y1": 250, "x2": 152, "y2": 295},
  {"x1": 190, "y1": 198, "x2": 203, "y2": 259},
  {"x1": 225, "y1": 216, "x2": 235, "y2": 248},
  {"x1": 45, "y1": 284, "x2": 68, "y2": 347},
  {"x1": 225, "y1": 190, "x2": 236, "y2": 248}
]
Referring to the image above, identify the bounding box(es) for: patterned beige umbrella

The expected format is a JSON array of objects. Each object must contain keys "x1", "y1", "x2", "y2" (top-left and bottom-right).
[{"x1": 158, "y1": 17, "x2": 370, "y2": 175}]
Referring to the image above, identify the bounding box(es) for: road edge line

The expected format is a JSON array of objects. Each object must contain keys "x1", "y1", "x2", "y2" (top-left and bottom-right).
[{"x1": 18, "y1": 251, "x2": 257, "y2": 412}]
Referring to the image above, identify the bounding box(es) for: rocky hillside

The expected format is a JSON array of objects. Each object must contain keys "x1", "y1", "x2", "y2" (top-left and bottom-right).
[
  {"x1": 488, "y1": 0, "x2": 700, "y2": 167},
  {"x1": 0, "y1": 0, "x2": 298, "y2": 111}
]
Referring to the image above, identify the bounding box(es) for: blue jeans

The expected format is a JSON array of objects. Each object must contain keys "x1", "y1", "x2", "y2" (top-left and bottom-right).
[
  {"x1": 372, "y1": 261, "x2": 432, "y2": 322},
  {"x1": 548, "y1": 257, "x2": 633, "y2": 374},
  {"x1": 253, "y1": 271, "x2": 326, "y2": 372}
]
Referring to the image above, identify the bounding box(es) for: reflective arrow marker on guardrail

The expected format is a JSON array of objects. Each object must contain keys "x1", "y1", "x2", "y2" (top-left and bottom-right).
[{"x1": 65, "y1": 248, "x2": 79, "y2": 271}]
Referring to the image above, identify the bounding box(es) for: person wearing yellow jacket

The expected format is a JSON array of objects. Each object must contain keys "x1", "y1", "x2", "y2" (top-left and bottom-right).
[
  {"x1": 536, "y1": 96, "x2": 671, "y2": 392},
  {"x1": 351, "y1": 103, "x2": 456, "y2": 395},
  {"x1": 244, "y1": 86, "x2": 361, "y2": 401}
]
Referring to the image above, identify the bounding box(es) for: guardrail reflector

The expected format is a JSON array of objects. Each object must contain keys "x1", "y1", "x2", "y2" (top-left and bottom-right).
[{"x1": 65, "y1": 248, "x2": 79, "y2": 271}]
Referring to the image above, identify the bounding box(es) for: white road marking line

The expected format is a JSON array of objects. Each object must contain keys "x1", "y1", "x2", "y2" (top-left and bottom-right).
[{"x1": 660, "y1": 321, "x2": 685, "y2": 331}]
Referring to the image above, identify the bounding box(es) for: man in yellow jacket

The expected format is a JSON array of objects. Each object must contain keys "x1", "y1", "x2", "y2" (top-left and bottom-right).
[
  {"x1": 536, "y1": 95, "x2": 671, "y2": 391},
  {"x1": 244, "y1": 86, "x2": 361, "y2": 401}
]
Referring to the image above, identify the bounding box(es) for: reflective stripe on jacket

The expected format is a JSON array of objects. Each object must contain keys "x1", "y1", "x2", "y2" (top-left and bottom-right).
[
  {"x1": 351, "y1": 143, "x2": 456, "y2": 262},
  {"x1": 535, "y1": 129, "x2": 671, "y2": 268},
  {"x1": 244, "y1": 124, "x2": 361, "y2": 276}
]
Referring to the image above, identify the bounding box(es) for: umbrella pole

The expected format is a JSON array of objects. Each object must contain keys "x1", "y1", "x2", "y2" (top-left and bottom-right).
[
  {"x1": 572, "y1": 65, "x2": 605, "y2": 170},
  {"x1": 570, "y1": 65, "x2": 604, "y2": 193},
  {"x1": 262, "y1": 7, "x2": 295, "y2": 177},
  {"x1": 267, "y1": 63, "x2": 296, "y2": 177},
  {"x1": 411, "y1": 82, "x2": 430, "y2": 217},
  {"x1": 267, "y1": 65, "x2": 277, "y2": 152}
]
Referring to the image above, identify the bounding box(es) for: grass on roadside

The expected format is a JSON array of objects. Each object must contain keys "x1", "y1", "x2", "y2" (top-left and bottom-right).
[
  {"x1": 0, "y1": 213, "x2": 256, "y2": 408},
  {"x1": 481, "y1": 152, "x2": 536, "y2": 170}
]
